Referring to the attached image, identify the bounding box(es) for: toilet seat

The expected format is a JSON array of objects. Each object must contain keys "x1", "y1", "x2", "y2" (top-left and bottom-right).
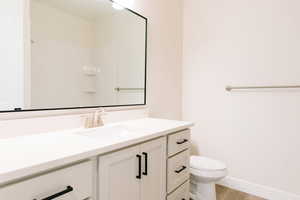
[
  {"x1": 190, "y1": 156, "x2": 226, "y2": 171},
  {"x1": 190, "y1": 167, "x2": 227, "y2": 180},
  {"x1": 189, "y1": 156, "x2": 228, "y2": 200}
]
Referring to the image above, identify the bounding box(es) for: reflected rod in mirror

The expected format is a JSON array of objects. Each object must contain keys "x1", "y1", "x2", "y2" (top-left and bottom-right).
[{"x1": 0, "y1": 0, "x2": 147, "y2": 113}]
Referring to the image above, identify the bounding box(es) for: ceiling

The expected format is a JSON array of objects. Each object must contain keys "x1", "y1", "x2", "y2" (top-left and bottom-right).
[{"x1": 34, "y1": 0, "x2": 117, "y2": 20}]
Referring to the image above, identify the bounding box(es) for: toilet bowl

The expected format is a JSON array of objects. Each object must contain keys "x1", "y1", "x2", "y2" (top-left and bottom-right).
[{"x1": 190, "y1": 156, "x2": 227, "y2": 200}]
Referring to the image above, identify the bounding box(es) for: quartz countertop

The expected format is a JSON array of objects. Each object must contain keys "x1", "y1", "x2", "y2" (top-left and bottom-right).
[{"x1": 0, "y1": 118, "x2": 193, "y2": 186}]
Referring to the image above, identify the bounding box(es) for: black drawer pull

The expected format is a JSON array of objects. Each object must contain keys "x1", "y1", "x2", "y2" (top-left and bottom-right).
[
  {"x1": 175, "y1": 166, "x2": 187, "y2": 173},
  {"x1": 136, "y1": 154, "x2": 142, "y2": 179},
  {"x1": 142, "y1": 152, "x2": 148, "y2": 176},
  {"x1": 34, "y1": 186, "x2": 73, "y2": 200},
  {"x1": 176, "y1": 139, "x2": 188, "y2": 145}
]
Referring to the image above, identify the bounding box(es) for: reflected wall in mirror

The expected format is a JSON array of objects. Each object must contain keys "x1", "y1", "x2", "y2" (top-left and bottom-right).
[{"x1": 0, "y1": 0, "x2": 147, "y2": 112}]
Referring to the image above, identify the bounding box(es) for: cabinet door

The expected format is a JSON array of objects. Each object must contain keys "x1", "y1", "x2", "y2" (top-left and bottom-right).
[
  {"x1": 140, "y1": 137, "x2": 167, "y2": 200},
  {"x1": 99, "y1": 145, "x2": 141, "y2": 200}
]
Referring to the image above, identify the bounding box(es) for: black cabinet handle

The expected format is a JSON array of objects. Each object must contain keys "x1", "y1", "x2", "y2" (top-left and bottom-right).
[
  {"x1": 136, "y1": 154, "x2": 142, "y2": 179},
  {"x1": 176, "y1": 139, "x2": 188, "y2": 145},
  {"x1": 142, "y1": 152, "x2": 148, "y2": 176},
  {"x1": 33, "y1": 186, "x2": 73, "y2": 200},
  {"x1": 175, "y1": 166, "x2": 187, "y2": 174}
]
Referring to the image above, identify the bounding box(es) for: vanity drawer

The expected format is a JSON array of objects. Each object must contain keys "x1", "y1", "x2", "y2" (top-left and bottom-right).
[
  {"x1": 167, "y1": 181, "x2": 190, "y2": 200},
  {"x1": 167, "y1": 150, "x2": 190, "y2": 193},
  {"x1": 168, "y1": 130, "x2": 190, "y2": 157},
  {"x1": 0, "y1": 161, "x2": 93, "y2": 200}
]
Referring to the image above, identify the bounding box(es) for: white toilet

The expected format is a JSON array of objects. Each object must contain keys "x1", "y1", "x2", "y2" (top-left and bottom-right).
[{"x1": 190, "y1": 156, "x2": 228, "y2": 200}]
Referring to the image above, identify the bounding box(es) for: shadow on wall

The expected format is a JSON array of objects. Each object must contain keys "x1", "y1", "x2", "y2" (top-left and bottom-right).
[{"x1": 190, "y1": 142, "x2": 199, "y2": 155}]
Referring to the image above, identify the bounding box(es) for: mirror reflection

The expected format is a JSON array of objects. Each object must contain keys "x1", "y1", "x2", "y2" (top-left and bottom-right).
[{"x1": 0, "y1": 0, "x2": 147, "y2": 112}]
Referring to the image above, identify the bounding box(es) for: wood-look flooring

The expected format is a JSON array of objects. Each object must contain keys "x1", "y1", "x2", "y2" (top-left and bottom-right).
[{"x1": 216, "y1": 185, "x2": 266, "y2": 200}]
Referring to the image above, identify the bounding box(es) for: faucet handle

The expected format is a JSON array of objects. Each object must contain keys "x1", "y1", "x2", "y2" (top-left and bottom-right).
[
  {"x1": 94, "y1": 109, "x2": 106, "y2": 127},
  {"x1": 81, "y1": 114, "x2": 94, "y2": 129}
]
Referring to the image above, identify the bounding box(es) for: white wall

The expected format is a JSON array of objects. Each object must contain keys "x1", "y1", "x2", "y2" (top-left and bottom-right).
[
  {"x1": 130, "y1": 0, "x2": 183, "y2": 119},
  {"x1": 94, "y1": 15, "x2": 117, "y2": 106},
  {"x1": 183, "y1": 0, "x2": 300, "y2": 197},
  {"x1": 94, "y1": 11, "x2": 145, "y2": 106},
  {"x1": 31, "y1": 1, "x2": 96, "y2": 108},
  {"x1": 0, "y1": 0, "x2": 25, "y2": 110},
  {"x1": 111, "y1": 11, "x2": 145, "y2": 105}
]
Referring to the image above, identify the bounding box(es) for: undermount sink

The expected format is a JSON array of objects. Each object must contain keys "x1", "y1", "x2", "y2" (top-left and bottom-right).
[
  {"x1": 74, "y1": 125, "x2": 143, "y2": 144},
  {"x1": 73, "y1": 118, "x2": 174, "y2": 145}
]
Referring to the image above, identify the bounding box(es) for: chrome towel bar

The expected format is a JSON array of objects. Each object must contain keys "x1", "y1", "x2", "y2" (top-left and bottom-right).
[
  {"x1": 226, "y1": 85, "x2": 300, "y2": 91},
  {"x1": 115, "y1": 87, "x2": 145, "y2": 92}
]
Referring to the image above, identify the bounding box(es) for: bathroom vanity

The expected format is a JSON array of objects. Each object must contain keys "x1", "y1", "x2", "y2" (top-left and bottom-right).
[
  {"x1": 0, "y1": 0, "x2": 192, "y2": 199},
  {"x1": 0, "y1": 118, "x2": 193, "y2": 200}
]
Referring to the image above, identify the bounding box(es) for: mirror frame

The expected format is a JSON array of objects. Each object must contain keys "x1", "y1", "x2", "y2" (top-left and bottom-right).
[{"x1": 0, "y1": 0, "x2": 147, "y2": 113}]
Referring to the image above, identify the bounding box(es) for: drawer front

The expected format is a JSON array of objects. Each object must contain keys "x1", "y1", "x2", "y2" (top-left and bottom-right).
[
  {"x1": 0, "y1": 161, "x2": 94, "y2": 200},
  {"x1": 168, "y1": 130, "x2": 190, "y2": 157},
  {"x1": 167, "y1": 181, "x2": 190, "y2": 200},
  {"x1": 167, "y1": 150, "x2": 190, "y2": 193}
]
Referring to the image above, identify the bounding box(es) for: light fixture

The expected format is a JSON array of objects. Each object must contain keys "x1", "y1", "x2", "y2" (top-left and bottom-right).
[
  {"x1": 112, "y1": 0, "x2": 134, "y2": 10},
  {"x1": 112, "y1": 2, "x2": 124, "y2": 10}
]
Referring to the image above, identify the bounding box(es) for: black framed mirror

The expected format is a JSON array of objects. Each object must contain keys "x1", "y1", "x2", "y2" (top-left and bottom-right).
[{"x1": 0, "y1": 0, "x2": 147, "y2": 113}]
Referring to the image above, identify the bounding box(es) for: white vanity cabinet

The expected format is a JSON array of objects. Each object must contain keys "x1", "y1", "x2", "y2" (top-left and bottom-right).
[
  {"x1": 98, "y1": 129, "x2": 191, "y2": 200},
  {"x1": 98, "y1": 137, "x2": 167, "y2": 200},
  {"x1": 167, "y1": 130, "x2": 191, "y2": 199},
  {"x1": 0, "y1": 124, "x2": 192, "y2": 200},
  {"x1": 167, "y1": 180, "x2": 190, "y2": 200},
  {"x1": 0, "y1": 161, "x2": 94, "y2": 200}
]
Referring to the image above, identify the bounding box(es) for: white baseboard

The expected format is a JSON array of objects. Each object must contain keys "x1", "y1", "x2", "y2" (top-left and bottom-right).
[{"x1": 217, "y1": 176, "x2": 300, "y2": 200}]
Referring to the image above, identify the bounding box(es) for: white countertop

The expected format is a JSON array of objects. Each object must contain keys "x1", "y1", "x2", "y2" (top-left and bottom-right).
[{"x1": 0, "y1": 118, "x2": 193, "y2": 186}]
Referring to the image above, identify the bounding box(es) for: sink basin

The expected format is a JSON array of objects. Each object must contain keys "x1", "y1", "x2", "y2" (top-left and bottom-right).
[
  {"x1": 73, "y1": 118, "x2": 172, "y2": 145},
  {"x1": 74, "y1": 125, "x2": 142, "y2": 144}
]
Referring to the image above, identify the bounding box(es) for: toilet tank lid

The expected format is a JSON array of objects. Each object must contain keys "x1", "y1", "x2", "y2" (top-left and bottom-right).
[{"x1": 190, "y1": 156, "x2": 227, "y2": 171}]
